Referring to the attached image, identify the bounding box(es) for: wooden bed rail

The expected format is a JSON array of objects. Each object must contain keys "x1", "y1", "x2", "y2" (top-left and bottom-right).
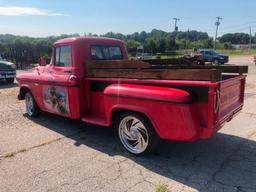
[{"x1": 85, "y1": 59, "x2": 248, "y2": 82}]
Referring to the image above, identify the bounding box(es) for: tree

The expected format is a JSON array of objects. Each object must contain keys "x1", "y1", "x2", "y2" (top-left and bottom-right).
[
  {"x1": 147, "y1": 38, "x2": 157, "y2": 53},
  {"x1": 166, "y1": 36, "x2": 178, "y2": 50},
  {"x1": 125, "y1": 40, "x2": 141, "y2": 55},
  {"x1": 157, "y1": 38, "x2": 166, "y2": 53},
  {"x1": 219, "y1": 33, "x2": 251, "y2": 44},
  {"x1": 0, "y1": 29, "x2": 247, "y2": 68}
]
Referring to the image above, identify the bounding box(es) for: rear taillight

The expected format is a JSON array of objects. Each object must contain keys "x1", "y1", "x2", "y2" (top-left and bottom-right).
[{"x1": 214, "y1": 90, "x2": 220, "y2": 113}]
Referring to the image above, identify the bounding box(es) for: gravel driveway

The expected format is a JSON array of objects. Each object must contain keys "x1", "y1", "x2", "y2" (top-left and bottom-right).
[{"x1": 0, "y1": 56, "x2": 256, "y2": 192}]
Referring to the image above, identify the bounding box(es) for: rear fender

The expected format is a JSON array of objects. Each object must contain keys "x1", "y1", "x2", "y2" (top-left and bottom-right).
[
  {"x1": 103, "y1": 84, "x2": 190, "y2": 103},
  {"x1": 103, "y1": 84, "x2": 191, "y2": 136},
  {"x1": 106, "y1": 104, "x2": 159, "y2": 136}
]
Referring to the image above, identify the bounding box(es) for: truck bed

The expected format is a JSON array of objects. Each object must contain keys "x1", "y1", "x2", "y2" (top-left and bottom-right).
[
  {"x1": 86, "y1": 59, "x2": 248, "y2": 82},
  {"x1": 84, "y1": 58, "x2": 247, "y2": 140}
]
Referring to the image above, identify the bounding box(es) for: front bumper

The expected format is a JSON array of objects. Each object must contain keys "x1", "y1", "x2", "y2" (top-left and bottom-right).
[
  {"x1": 0, "y1": 70, "x2": 16, "y2": 79},
  {"x1": 220, "y1": 57, "x2": 229, "y2": 63}
]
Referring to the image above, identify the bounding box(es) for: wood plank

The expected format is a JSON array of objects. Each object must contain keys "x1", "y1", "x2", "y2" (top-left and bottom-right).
[
  {"x1": 143, "y1": 58, "x2": 183, "y2": 65},
  {"x1": 86, "y1": 60, "x2": 151, "y2": 69},
  {"x1": 150, "y1": 64, "x2": 248, "y2": 74},
  {"x1": 143, "y1": 59, "x2": 248, "y2": 74},
  {"x1": 217, "y1": 65, "x2": 248, "y2": 74},
  {"x1": 144, "y1": 58, "x2": 204, "y2": 65},
  {"x1": 88, "y1": 68, "x2": 222, "y2": 82},
  {"x1": 86, "y1": 59, "x2": 248, "y2": 74}
]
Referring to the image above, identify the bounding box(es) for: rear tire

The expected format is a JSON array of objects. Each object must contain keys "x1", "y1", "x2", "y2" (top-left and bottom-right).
[
  {"x1": 116, "y1": 112, "x2": 159, "y2": 155},
  {"x1": 6, "y1": 78, "x2": 15, "y2": 83},
  {"x1": 25, "y1": 92, "x2": 40, "y2": 117}
]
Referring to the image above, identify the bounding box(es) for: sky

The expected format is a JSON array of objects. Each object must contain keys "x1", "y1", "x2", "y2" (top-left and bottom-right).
[{"x1": 0, "y1": 0, "x2": 256, "y2": 37}]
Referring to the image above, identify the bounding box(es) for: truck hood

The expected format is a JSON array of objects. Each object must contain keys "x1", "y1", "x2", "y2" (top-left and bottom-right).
[
  {"x1": 16, "y1": 69, "x2": 37, "y2": 81},
  {"x1": 0, "y1": 60, "x2": 15, "y2": 71},
  {"x1": 216, "y1": 54, "x2": 228, "y2": 58}
]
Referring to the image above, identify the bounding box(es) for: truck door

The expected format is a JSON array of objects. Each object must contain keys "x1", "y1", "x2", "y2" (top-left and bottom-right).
[
  {"x1": 41, "y1": 45, "x2": 73, "y2": 117},
  {"x1": 204, "y1": 51, "x2": 213, "y2": 62}
]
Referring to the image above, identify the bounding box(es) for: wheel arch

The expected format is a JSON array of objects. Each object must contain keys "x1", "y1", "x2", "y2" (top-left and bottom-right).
[
  {"x1": 19, "y1": 85, "x2": 31, "y2": 100},
  {"x1": 110, "y1": 107, "x2": 160, "y2": 137}
]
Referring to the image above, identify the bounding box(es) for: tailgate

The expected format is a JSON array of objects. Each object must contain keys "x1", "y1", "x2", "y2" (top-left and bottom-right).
[{"x1": 217, "y1": 75, "x2": 246, "y2": 124}]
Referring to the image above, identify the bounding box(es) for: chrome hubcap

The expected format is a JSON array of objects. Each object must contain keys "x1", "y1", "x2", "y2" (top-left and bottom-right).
[
  {"x1": 119, "y1": 116, "x2": 149, "y2": 154},
  {"x1": 25, "y1": 93, "x2": 34, "y2": 116}
]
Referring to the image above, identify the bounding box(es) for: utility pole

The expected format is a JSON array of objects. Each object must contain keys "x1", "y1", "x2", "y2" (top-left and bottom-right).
[
  {"x1": 173, "y1": 18, "x2": 180, "y2": 31},
  {"x1": 249, "y1": 26, "x2": 252, "y2": 51},
  {"x1": 214, "y1": 16, "x2": 222, "y2": 49},
  {"x1": 185, "y1": 28, "x2": 189, "y2": 51}
]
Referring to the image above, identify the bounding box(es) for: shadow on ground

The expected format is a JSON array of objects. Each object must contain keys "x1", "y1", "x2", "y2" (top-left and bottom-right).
[
  {"x1": 0, "y1": 81, "x2": 17, "y2": 89},
  {"x1": 24, "y1": 112, "x2": 256, "y2": 192}
]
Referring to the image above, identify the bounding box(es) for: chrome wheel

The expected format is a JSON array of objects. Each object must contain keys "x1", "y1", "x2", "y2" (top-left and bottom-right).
[
  {"x1": 118, "y1": 116, "x2": 149, "y2": 154},
  {"x1": 25, "y1": 92, "x2": 34, "y2": 116}
]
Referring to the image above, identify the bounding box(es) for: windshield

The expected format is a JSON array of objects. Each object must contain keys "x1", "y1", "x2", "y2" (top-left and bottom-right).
[{"x1": 209, "y1": 50, "x2": 218, "y2": 55}]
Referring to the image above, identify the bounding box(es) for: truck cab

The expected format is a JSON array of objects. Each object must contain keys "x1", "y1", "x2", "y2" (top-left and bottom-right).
[{"x1": 16, "y1": 36, "x2": 247, "y2": 155}]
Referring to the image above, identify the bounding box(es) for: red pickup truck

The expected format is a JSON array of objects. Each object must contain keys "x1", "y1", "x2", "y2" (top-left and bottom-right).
[{"x1": 16, "y1": 36, "x2": 247, "y2": 155}]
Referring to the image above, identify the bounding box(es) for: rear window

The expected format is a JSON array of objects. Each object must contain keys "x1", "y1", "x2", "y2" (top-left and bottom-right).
[{"x1": 91, "y1": 45, "x2": 123, "y2": 60}]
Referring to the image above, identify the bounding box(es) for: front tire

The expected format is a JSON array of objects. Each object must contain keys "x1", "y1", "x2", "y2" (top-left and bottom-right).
[
  {"x1": 25, "y1": 92, "x2": 40, "y2": 117},
  {"x1": 213, "y1": 59, "x2": 220, "y2": 65},
  {"x1": 116, "y1": 113, "x2": 159, "y2": 155}
]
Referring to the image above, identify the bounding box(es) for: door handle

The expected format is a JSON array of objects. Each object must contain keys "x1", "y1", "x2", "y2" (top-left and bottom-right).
[{"x1": 64, "y1": 70, "x2": 72, "y2": 74}]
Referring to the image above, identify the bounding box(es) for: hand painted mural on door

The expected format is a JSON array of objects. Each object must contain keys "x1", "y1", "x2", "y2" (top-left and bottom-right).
[{"x1": 43, "y1": 86, "x2": 70, "y2": 115}]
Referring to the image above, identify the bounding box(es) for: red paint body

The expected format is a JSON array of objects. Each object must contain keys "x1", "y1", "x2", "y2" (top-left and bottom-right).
[{"x1": 16, "y1": 36, "x2": 246, "y2": 142}]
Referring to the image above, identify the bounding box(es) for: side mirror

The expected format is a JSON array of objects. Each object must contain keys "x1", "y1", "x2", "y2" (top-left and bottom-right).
[{"x1": 39, "y1": 57, "x2": 47, "y2": 66}]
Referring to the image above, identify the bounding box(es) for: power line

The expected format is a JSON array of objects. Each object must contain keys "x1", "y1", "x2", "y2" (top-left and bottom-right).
[{"x1": 214, "y1": 16, "x2": 222, "y2": 49}]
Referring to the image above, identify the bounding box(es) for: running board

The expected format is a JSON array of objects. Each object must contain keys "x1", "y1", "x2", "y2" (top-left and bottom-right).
[{"x1": 81, "y1": 116, "x2": 109, "y2": 127}]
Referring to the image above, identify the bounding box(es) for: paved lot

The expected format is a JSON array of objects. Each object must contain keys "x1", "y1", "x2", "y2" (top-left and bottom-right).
[{"x1": 0, "y1": 56, "x2": 256, "y2": 192}]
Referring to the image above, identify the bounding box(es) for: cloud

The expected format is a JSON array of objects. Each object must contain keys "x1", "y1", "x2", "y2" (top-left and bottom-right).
[{"x1": 0, "y1": 6, "x2": 65, "y2": 16}]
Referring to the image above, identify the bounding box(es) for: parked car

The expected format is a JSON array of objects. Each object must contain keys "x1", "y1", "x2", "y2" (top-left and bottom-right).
[
  {"x1": 0, "y1": 55, "x2": 16, "y2": 83},
  {"x1": 16, "y1": 37, "x2": 247, "y2": 155},
  {"x1": 198, "y1": 49, "x2": 229, "y2": 64}
]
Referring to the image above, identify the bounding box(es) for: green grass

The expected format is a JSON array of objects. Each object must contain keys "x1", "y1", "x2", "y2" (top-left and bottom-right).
[
  {"x1": 18, "y1": 148, "x2": 27, "y2": 153},
  {"x1": 151, "y1": 55, "x2": 179, "y2": 59},
  {"x1": 4, "y1": 152, "x2": 15, "y2": 158},
  {"x1": 217, "y1": 49, "x2": 256, "y2": 56},
  {"x1": 155, "y1": 184, "x2": 169, "y2": 192}
]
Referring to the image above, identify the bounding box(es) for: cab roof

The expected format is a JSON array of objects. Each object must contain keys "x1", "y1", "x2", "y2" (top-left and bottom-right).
[{"x1": 54, "y1": 36, "x2": 124, "y2": 46}]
